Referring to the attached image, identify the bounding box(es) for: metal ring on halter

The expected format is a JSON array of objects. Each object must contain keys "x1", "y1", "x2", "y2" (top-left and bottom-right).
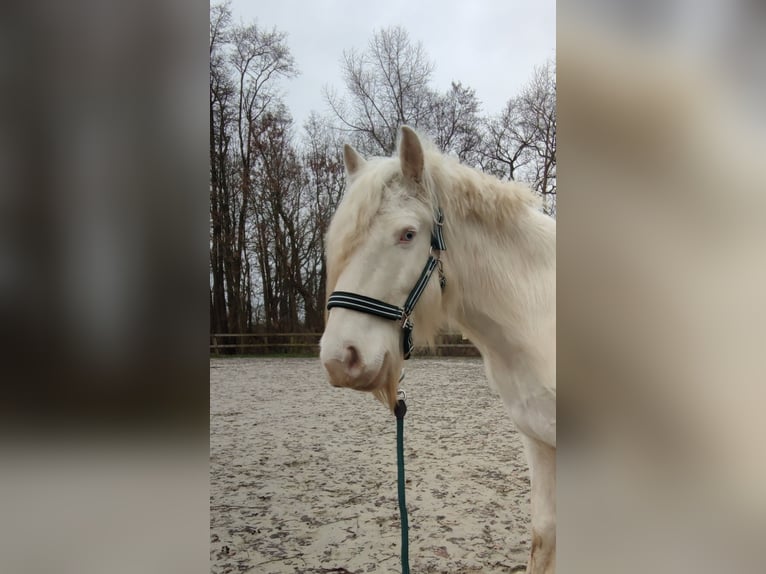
[{"x1": 396, "y1": 388, "x2": 406, "y2": 402}]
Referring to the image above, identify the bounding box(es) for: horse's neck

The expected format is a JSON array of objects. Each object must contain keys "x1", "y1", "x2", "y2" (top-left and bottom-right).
[{"x1": 443, "y1": 203, "x2": 556, "y2": 360}]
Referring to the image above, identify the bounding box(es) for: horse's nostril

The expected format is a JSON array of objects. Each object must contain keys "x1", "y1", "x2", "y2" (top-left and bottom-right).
[{"x1": 345, "y1": 345, "x2": 360, "y2": 370}]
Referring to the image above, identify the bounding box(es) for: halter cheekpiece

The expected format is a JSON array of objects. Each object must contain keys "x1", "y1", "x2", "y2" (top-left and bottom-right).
[{"x1": 327, "y1": 208, "x2": 446, "y2": 360}]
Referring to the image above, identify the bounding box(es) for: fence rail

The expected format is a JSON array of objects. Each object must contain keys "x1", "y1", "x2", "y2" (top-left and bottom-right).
[{"x1": 210, "y1": 332, "x2": 479, "y2": 357}]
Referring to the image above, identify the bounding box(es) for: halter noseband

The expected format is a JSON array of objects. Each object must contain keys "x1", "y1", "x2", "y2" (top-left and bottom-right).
[{"x1": 326, "y1": 208, "x2": 446, "y2": 360}]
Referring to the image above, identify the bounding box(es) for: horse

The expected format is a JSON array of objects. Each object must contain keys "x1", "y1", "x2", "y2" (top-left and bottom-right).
[{"x1": 319, "y1": 126, "x2": 556, "y2": 573}]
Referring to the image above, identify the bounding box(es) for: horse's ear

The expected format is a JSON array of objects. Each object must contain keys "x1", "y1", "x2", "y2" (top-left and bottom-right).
[
  {"x1": 343, "y1": 144, "x2": 365, "y2": 176},
  {"x1": 399, "y1": 126, "x2": 424, "y2": 183}
]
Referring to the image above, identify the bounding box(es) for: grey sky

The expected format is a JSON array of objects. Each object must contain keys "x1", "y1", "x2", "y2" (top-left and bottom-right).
[{"x1": 228, "y1": 0, "x2": 555, "y2": 132}]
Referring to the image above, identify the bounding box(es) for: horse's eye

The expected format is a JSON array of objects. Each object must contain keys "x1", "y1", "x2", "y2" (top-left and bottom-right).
[{"x1": 399, "y1": 229, "x2": 417, "y2": 243}]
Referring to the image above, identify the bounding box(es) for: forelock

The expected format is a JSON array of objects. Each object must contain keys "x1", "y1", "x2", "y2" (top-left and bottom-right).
[{"x1": 325, "y1": 158, "x2": 401, "y2": 293}]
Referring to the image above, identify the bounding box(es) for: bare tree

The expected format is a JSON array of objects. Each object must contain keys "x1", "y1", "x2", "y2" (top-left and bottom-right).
[
  {"x1": 478, "y1": 60, "x2": 556, "y2": 216},
  {"x1": 209, "y1": 2, "x2": 298, "y2": 342},
  {"x1": 518, "y1": 62, "x2": 556, "y2": 215},
  {"x1": 209, "y1": 1, "x2": 235, "y2": 337},
  {"x1": 325, "y1": 26, "x2": 435, "y2": 155},
  {"x1": 478, "y1": 98, "x2": 534, "y2": 181},
  {"x1": 430, "y1": 81, "x2": 483, "y2": 163},
  {"x1": 325, "y1": 26, "x2": 486, "y2": 165},
  {"x1": 301, "y1": 113, "x2": 346, "y2": 329},
  {"x1": 250, "y1": 107, "x2": 306, "y2": 332}
]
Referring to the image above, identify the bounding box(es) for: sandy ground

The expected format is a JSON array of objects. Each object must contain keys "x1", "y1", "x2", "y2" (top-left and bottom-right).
[{"x1": 210, "y1": 357, "x2": 531, "y2": 573}]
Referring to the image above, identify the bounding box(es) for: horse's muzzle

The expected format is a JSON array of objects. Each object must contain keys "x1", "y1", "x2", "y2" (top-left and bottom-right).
[{"x1": 322, "y1": 346, "x2": 385, "y2": 391}]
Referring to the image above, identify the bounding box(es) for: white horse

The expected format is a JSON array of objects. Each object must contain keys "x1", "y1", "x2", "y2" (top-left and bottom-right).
[{"x1": 320, "y1": 126, "x2": 556, "y2": 573}]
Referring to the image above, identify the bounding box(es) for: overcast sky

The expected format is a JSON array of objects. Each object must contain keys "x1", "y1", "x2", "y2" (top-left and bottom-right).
[{"x1": 227, "y1": 0, "x2": 555, "y2": 132}]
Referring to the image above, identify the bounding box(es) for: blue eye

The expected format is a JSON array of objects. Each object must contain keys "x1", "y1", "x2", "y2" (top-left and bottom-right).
[{"x1": 400, "y1": 229, "x2": 416, "y2": 242}]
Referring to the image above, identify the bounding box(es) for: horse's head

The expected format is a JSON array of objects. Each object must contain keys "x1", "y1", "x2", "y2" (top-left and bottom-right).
[{"x1": 320, "y1": 127, "x2": 444, "y2": 409}]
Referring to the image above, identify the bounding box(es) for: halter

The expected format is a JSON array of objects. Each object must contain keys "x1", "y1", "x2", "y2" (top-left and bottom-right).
[{"x1": 326, "y1": 208, "x2": 446, "y2": 360}]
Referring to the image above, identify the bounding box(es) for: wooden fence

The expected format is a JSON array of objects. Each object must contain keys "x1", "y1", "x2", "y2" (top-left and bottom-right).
[{"x1": 210, "y1": 332, "x2": 479, "y2": 357}]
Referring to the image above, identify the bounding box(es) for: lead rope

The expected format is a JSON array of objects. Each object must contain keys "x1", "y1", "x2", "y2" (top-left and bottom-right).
[{"x1": 395, "y1": 374, "x2": 410, "y2": 574}]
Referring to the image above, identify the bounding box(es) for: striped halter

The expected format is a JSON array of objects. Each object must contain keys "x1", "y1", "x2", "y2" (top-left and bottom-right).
[{"x1": 326, "y1": 208, "x2": 447, "y2": 360}]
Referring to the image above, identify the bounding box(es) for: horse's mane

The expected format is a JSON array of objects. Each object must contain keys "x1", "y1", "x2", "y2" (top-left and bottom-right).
[{"x1": 422, "y1": 145, "x2": 541, "y2": 225}]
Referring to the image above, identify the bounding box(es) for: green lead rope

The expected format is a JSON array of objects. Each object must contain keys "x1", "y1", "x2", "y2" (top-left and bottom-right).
[{"x1": 394, "y1": 395, "x2": 410, "y2": 574}]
